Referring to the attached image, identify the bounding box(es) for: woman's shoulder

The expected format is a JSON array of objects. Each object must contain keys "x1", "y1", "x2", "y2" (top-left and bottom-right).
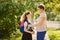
[{"x1": 40, "y1": 13, "x2": 46, "y2": 17}]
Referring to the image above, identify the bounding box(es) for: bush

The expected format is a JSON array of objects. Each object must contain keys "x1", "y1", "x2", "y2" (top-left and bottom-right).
[{"x1": 0, "y1": 2, "x2": 25, "y2": 38}]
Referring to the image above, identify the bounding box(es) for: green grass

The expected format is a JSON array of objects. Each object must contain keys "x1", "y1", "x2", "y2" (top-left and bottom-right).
[
  {"x1": 47, "y1": 28, "x2": 60, "y2": 40},
  {"x1": 9, "y1": 28, "x2": 60, "y2": 40}
]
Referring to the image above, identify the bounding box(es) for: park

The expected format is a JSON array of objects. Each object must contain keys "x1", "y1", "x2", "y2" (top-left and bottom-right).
[{"x1": 0, "y1": 0, "x2": 60, "y2": 40}]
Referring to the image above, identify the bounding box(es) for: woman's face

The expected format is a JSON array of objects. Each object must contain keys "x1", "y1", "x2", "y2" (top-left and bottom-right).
[{"x1": 38, "y1": 8, "x2": 43, "y2": 13}]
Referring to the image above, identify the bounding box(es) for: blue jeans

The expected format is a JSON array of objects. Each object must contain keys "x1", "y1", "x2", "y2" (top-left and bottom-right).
[{"x1": 37, "y1": 31, "x2": 46, "y2": 40}]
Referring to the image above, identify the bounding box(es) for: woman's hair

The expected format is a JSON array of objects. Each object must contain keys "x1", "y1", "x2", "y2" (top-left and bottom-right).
[
  {"x1": 38, "y1": 4, "x2": 45, "y2": 10},
  {"x1": 20, "y1": 12, "x2": 30, "y2": 22}
]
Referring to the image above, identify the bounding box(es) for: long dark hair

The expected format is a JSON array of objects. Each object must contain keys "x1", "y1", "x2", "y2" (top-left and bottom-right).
[{"x1": 24, "y1": 12, "x2": 30, "y2": 22}]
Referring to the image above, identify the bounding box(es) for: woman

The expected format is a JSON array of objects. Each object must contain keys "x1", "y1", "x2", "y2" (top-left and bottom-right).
[
  {"x1": 28, "y1": 4, "x2": 47, "y2": 40},
  {"x1": 20, "y1": 12, "x2": 34, "y2": 40}
]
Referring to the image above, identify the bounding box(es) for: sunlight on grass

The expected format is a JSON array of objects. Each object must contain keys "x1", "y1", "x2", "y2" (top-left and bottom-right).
[{"x1": 47, "y1": 28, "x2": 60, "y2": 40}]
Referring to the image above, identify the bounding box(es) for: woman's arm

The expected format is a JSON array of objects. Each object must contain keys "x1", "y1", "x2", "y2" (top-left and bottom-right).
[
  {"x1": 29, "y1": 17, "x2": 45, "y2": 27},
  {"x1": 34, "y1": 17, "x2": 45, "y2": 27}
]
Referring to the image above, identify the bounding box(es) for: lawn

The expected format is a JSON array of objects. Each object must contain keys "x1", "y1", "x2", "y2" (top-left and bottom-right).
[
  {"x1": 10, "y1": 28, "x2": 60, "y2": 40},
  {"x1": 47, "y1": 28, "x2": 60, "y2": 40}
]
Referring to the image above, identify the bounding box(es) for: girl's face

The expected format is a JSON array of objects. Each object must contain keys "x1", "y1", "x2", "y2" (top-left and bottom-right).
[{"x1": 26, "y1": 14, "x2": 31, "y2": 19}]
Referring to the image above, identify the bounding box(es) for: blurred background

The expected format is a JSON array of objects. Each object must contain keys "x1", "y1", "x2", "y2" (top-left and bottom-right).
[{"x1": 0, "y1": 0, "x2": 60, "y2": 40}]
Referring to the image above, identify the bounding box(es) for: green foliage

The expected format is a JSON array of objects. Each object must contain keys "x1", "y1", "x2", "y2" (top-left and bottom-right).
[{"x1": 0, "y1": 1, "x2": 25, "y2": 38}]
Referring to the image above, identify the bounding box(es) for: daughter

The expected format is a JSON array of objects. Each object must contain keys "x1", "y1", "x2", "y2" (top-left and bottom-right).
[{"x1": 20, "y1": 12, "x2": 34, "y2": 40}]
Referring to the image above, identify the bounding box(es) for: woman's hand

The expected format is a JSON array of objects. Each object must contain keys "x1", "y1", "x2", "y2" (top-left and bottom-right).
[{"x1": 28, "y1": 24, "x2": 32, "y2": 27}]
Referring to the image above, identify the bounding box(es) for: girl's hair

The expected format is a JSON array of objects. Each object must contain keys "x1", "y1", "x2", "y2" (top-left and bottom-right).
[{"x1": 20, "y1": 12, "x2": 30, "y2": 22}]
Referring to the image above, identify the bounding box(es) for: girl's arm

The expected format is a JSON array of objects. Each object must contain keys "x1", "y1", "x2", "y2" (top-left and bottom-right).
[
  {"x1": 24, "y1": 22, "x2": 34, "y2": 34},
  {"x1": 25, "y1": 30, "x2": 35, "y2": 34}
]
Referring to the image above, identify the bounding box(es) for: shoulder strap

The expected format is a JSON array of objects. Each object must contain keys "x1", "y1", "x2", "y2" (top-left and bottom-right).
[
  {"x1": 25, "y1": 20, "x2": 30, "y2": 29},
  {"x1": 26, "y1": 20, "x2": 30, "y2": 24}
]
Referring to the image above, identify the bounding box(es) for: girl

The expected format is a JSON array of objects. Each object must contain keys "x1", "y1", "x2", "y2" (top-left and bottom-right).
[{"x1": 20, "y1": 12, "x2": 34, "y2": 40}]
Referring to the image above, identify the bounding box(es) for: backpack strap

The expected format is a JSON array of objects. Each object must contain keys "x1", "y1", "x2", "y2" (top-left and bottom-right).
[
  {"x1": 25, "y1": 20, "x2": 30, "y2": 29},
  {"x1": 26, "y1": 20, "x2": 33, "y2": 32}
]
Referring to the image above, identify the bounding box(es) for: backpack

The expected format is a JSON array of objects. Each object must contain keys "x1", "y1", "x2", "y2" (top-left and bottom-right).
[{"x1": 20, "y1": 20, "x2": 30, "y2": 33}]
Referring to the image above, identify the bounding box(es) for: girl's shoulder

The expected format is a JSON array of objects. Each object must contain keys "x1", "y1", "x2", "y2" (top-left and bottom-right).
[{"x1": 25, "y1": 20, "x2": 31, "y2": 24}]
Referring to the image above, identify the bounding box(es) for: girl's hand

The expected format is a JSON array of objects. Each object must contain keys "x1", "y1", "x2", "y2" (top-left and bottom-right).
[
  {"x1": 31, "y1": 31, "x2": 35, "y2": 34},
  {"x1": 25, "y1": 29, "x2": 35, "y2": 34}
]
